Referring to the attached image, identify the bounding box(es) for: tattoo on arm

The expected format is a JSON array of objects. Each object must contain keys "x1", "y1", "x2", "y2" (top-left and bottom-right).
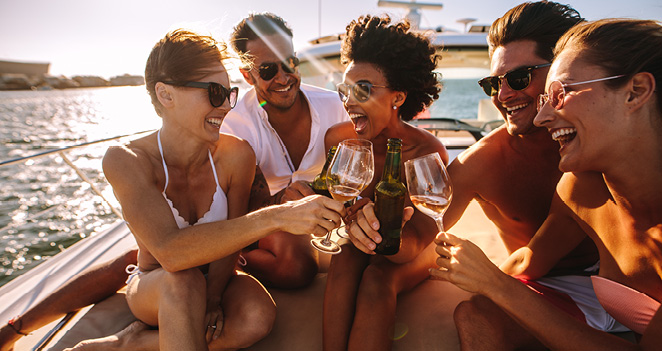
[{"x1": 249, "y1": 166, "x2": 277, "y2": 210}]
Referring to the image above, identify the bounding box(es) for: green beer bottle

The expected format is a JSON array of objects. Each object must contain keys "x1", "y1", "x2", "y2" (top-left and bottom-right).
[
  {"x1": 374, "y1": 138, "x2": 407, "y2": 255},
  {"x1": 310, "y1": 146, "x2": 337, "y2": 198}
]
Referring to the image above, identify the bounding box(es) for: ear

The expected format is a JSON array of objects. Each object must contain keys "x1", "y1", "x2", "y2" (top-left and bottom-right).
[
  {"x1": 240, "y1": 68, "x2": 256, "y2": 86},
  {"x1": 625, "y1": 72, "x2": 656, "y2": 112},
  {"x1": 155, "y1": 82, "x2": 175, "y2": 108},
  {"x1": 393, "y1": 91, "x2": 407, "y2": 108}
]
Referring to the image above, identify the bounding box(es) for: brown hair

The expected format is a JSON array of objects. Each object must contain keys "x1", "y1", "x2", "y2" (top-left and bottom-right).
[
  {"x1": 555, "y1": 18, "x2": 662, "y2": 104},
  {"x1": 230, "y1": 12, "x2": 293, "y2": 56},
  {"x1": 341, "y1": 15, "x2": 440, "y2": 121},
  {"x1": 488, "y1": 1, "x2": 583, "y2": 61},
  {"x1": 145, "y1": 29, "x2": 230, "y2": 116}
]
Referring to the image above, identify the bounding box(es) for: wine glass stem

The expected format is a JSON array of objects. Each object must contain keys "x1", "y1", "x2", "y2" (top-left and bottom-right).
[
  {"x1": 434, "y1": 217, "x2": 444, "y2": 233},
  {"x1": 321, "y1": 230, "x2": 333, "y2": 245}
]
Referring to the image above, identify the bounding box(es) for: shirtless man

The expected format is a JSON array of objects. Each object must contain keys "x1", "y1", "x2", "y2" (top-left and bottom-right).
[
  {"x1": 220, "y1": 13, "x2": 349, "y2": 288},
  {"x1": 441, "y1": 2, "x2": 627, "y2": 349}
]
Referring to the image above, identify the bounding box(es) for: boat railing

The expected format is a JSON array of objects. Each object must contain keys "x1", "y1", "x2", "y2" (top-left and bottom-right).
[{"x1": 0, "y1": 130, "x2": 154, "y2": 236}]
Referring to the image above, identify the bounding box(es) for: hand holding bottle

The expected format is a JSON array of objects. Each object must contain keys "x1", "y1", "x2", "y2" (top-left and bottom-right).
[{"x1": 345, "y1": 201, "x2": 414, "y2": 254}]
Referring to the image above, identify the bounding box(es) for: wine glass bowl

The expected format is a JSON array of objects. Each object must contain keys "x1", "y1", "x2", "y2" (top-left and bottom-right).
[
  {"x1": 311, "y1": 139, "x2": 374, "y2": 254},
  {"x1": 404, "y1": 152, "x2": 452, "y2": 233}
]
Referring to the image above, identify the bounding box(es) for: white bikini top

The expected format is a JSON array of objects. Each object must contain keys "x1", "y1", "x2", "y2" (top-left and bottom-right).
[{"x1": 157, "y1": 130, "x2": 228, "y2": 228}]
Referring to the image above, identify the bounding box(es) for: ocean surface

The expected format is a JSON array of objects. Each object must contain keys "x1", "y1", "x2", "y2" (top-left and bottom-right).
[{"x1": 0, "y1": 79, "x2": 485, "y2": 287}]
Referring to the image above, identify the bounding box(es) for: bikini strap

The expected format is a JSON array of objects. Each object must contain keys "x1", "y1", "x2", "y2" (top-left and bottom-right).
[
  {"x1": 208, "y1": 150, "x2": 221, "y2": 188},
  {"x1": 157, "y1": 130, "x2": 169, "y2": 192}
]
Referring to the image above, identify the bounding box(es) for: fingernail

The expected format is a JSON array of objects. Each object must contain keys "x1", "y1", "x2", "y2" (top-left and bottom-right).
[{"x1": 372, "y1": 222, "x2": 379, "y2": 230}]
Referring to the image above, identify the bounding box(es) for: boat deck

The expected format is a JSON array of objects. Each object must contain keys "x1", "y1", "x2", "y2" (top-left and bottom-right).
[{"x1": 14, "y1": 200, "x2": 505, "y2": 351}]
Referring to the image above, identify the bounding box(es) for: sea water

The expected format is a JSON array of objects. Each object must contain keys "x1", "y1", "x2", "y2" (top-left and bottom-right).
[
  {"x1": 0, "y1": 79, "x2": 485, "y2": 287},
  {"x1": 0, "y1": 86, "x2": 160, "y2": 286}
]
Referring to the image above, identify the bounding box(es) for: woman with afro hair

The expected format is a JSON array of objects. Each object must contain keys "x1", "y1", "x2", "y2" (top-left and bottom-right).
[{"x1": 322, "y1": 14, "x2": 448, "y2": 350}]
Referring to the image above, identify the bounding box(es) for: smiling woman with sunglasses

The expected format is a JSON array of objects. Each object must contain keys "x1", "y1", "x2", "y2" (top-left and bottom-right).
[
  {"x1": 75, "y1": 29, "x2": 346, "y2": 351},
  {"x1": 322, "y1": 15, "x2": 448, "y2": 351}
]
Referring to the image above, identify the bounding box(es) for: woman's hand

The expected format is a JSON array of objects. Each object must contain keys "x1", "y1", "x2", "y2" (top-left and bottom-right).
[
  {"x1": 280, "y1": 180, "x2": 316, "y2": 203},
  {"x1": 430, "y1": 232, "x2": 506, "y2": 295},
  {"x1": 278, "y1": 195, "x2": 346, "y2": 236},
  {"x1": 345, "y1": 202, "x2": 413, "y2": 254},
  {"x1": 205, "y1": 303, "x2": 224, "y2": 343}
]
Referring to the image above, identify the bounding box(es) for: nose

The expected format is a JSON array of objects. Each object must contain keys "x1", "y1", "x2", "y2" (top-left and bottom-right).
[
  {"x1": 496, "y1": 78, "x2": 517, "y2": 102},
  {"x1": 533, "y1": 103, "x2": 553, "y2": 127}
]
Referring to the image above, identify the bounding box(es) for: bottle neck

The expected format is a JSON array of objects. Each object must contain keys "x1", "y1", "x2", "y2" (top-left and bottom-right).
[
  {"x1": 321, "y1": 147, "x2": 337, "y2": 176},
  {"x1": 382, "y1": 144, "x2": 402, "y2": 182}
]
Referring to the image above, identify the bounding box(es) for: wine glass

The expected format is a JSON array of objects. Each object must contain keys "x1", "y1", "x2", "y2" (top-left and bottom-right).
[
  {"x1": 404, "y1": 152, "x2": 452, "y2": 233},
  {"x1": 311, "y1": 139, "x2": 374, "y2": 254}
]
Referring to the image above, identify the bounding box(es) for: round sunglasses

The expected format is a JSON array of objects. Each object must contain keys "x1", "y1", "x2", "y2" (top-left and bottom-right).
[
  {"x1": 537, "y1": 75, "x2": 626, "y2": 111},
  {"x1": 163, "y1": 81, "x2": 238, "y2": 108},
  {"x1": 478, "y1": 63, "x2": 551, "y2": 97},
  {"x1": 257, "y1": 56, "x2": 300, "y2": 81},
  {"x1": 337, "y1": 81, "x2": 390, "y2": 103}
]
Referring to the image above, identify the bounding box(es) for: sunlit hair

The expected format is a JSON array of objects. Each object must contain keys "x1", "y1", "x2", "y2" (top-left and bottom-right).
[
  {"x1": 341, "y1": 15, "x2": 440, "y2": 121},
  {"x1": 488, "y1": 1, "x2": 584, "y2": 61},
  {"x1": 231, "y1": 12, "x2": 293, "y2": 68},
  {"x1": 555, "y1": 18, "x2": 662, "y2": 106},
  {"x1": 144, "y1": 29, "x2": 229, "y2": 116}
]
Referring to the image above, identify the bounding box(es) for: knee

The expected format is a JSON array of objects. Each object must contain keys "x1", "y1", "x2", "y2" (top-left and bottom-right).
[
  {"x1": 272, "y1": 248, "x2": 318, "y2": 289},
  {"x1": 359, "y1": 265, "x2": 394, "y2": 299},
  {"x1": 160, "y1": 268, "x2": 206, "y2": 303},
  {"x1": 453, "y1": 295, "x2": 495, "y2": 331},
  {"x1": 209, "y1": 300, "x2": 276, "y2": 350}
]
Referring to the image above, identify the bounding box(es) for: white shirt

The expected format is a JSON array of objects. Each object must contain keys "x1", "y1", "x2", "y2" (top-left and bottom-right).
[{"x1": 221, "y1": 83, "x2": 349, "y2": 195}]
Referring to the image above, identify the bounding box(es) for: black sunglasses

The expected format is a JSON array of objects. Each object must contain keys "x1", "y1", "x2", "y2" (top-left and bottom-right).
[
  {"x1": 337, "y1": 81, "x2": 390, "y2": 103},
  {"x1": 257, "y1": 56, "x2": 300, "y2": 81},
  {"x1": 163, "y1": 81, "x2": 238, "y2": 108},
  {"x1": 477, "y1": 63, "x2": 551, "y2": 97}
]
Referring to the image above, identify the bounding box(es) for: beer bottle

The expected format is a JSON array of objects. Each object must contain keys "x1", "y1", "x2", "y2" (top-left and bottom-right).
[
  {"x1": 374, "y1": 138, "x2": 407, "y2": 255},
  {"x1": 310, "y1": 146, "x2": 337, "y2": 198}
]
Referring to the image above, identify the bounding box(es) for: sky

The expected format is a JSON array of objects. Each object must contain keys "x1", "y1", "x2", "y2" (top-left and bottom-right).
[{"x1": 1, "y1": 0, "x2": 661, "y2": 79}]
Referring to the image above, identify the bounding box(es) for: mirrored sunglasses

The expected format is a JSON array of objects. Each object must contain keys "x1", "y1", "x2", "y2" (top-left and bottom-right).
[
  {"x1": 163, "y1": 81, "x2": 238, "y2": 108},
  {"x1": 478, "y1": 63, "x2": 551, "y2": 97},
  {"x1": 537, "y1": 75, "x2": 626, "y2": 111},
  {"x1": 336, "y1": 81, "x2": 390, "y2": 103},
  {"x1": 258, "y1": 56, "x2": 300, "y2": 81}
]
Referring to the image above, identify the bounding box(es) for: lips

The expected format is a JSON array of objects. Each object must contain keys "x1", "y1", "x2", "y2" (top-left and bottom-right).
[
  {"x1": 206, "y1": 117, "x2": 223, "y2": 128},
  {"x1": 551, "y1": 127, "x2": 577, "y2": 146},
  {"x1": 349, "y1": 113, "x2": 368, "y2": 133}
]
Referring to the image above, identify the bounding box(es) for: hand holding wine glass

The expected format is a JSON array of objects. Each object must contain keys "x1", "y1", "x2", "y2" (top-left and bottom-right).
[
  {"x1": 311, "y1": 139, "x2": 374, "y2": 254},
  {"x1": 404, "y1": 152, "x2": 452, "y2": 233}
]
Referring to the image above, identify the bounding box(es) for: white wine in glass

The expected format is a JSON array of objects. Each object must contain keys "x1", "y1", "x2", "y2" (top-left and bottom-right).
[
  {"x1": 311, "y1": 139, "x2": 374, "y2": 254},
  {"x1": 404, "y1": 152, "x2": 452, "y2": 233}
]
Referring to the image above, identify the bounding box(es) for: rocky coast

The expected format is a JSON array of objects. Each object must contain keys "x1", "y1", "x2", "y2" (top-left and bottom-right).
[{"x1": 0, "y1": 73, "x2": 144, "y2": 90}]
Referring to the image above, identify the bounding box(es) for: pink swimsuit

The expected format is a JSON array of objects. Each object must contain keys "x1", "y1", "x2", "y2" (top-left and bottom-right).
[{"x1": 591, "y1": 275, "x2": 660, "y2": 334}]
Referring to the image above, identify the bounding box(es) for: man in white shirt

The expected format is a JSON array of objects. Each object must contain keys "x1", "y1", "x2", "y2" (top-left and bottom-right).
[{"x1": 221, "y1": 12, "x2": 349, "y2": 288}]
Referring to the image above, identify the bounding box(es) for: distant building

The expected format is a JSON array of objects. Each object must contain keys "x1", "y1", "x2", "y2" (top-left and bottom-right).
[{"x1": 0, "y1": 59, "x2": 50, "y2": 75}]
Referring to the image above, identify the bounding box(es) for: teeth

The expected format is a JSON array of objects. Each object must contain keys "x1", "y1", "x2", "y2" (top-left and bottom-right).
[
  {"x1": 275, "y1": 85, "x2": 291, "y2": 92},
  {"x1": 551, "y1": 128, "x2": 576, "y2": 140},
  {"x1": 349, "y1": 113, "x2": 365, "y2": 119},
  {"x1": 506, "y1": 103, "x2": 528, "y2": 112},
  {"x1": 207, "y1": 117, "x2": 223, "y2": 127}
]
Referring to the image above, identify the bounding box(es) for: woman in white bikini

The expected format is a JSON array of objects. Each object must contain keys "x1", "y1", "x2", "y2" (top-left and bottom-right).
[
  {"x1": 95, "y1": 29, "x2": 345, "y2": 351},
  {"x1": 432, "y1": 19, "x2": 661, "y2": 349}
]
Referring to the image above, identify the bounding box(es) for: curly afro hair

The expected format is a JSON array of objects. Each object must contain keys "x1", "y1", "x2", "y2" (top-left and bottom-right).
[{"x1": 341, "y1": 15, "x2": 441, "y2": 121}]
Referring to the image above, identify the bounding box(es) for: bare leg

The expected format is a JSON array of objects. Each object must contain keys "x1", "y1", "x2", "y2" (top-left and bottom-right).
[
  {"x1": 242, "y1": 231, "x2": 318, "y2": 289},
  {"x1": 64, "y1": 321, "x2": 157, "y2": 351},
  {"x1": 322, "y1": 241, "x2": 370, "y2": 351},
  {"x1": 208, "y1": 273, "x2": 276, "y2": 350},
  {"x1": 0, "y1": 249, "x2": 137, "y2": 351},
  {"x1": 454, "y1": 294, "x2": 547, "y2": 351},
  {"x1": 348, "y1": 244, "x2": 437, "y2": 351}
]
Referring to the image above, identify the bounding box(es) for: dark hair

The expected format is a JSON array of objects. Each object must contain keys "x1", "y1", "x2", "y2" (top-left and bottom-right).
[
  {"x1": 341, "y1": 15, "x2": 440, "y2": 121},
  {"x1": 555, "y1": 18, "x2": 662, "y2": 105},
  {"x1": 488, "y1": 1, "x2": 584, "y2": 61},
  {"x1": 231, "y1": 12, "x2": 293, "y2": 56},
  {"x1": 145, "y1": 29, "x2": 229, "y2": 116}
]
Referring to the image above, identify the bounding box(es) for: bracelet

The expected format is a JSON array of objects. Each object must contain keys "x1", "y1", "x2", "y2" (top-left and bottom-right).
[{"x1": 7, "y1": 316, "x2": 29, "y2": 336}]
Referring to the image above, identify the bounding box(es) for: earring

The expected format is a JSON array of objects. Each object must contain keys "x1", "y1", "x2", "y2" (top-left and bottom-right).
[{"x1": 392, "y1": 105, "x2": 397, "y2": 110}]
